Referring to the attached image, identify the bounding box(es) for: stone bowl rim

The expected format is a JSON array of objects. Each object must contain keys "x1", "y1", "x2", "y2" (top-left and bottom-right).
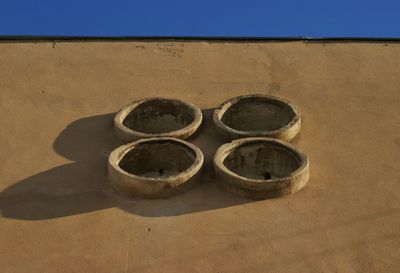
[
  {"x1": 108, "y1": 137, "x2": 204, "y2": 184},
  {"x1": 114, "y1": 97, "x2": 203, "y2": 140},
  {"x1": 213, "y1": 137, "x2": 309, "y2": 186},
  {"x1": 213, "y1": 94, "x2": 301, "y2": 137}
]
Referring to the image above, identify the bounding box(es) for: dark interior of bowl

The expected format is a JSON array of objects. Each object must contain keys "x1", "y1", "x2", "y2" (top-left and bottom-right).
[
  {"x1": 123, "y1": 99, "x2": 195, "y2": 134},
  {"x1": 220, "y1": 97, "x2": 296, "y2": 132},
  {"x1": 223, "y1": 141, "x2": 301, "y2": 180},
  {"x1": 118, "y1": 141, "x2": 196, "y2": 178}
]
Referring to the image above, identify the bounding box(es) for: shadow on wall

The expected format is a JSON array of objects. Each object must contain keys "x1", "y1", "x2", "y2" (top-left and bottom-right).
[{"x1": 0, "y1": 110, "x2": 252, "y2": 220}]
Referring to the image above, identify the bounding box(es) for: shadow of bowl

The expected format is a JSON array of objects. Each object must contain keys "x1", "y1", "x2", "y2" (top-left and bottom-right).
[{"x1": 0, "y1": 110, "x2": 253, "y2": 220}]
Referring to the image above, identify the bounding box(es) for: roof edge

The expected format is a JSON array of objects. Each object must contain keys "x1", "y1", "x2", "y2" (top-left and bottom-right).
[{"x1": 1, "y1": 35, "x2": 400, "y2": 43}]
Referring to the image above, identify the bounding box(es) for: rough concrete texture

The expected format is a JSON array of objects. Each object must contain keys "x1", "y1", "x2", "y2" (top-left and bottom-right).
[
  {"x1": 114, "y1": 97, "x2": 202, "y2": 141},
  {"x1": 214, "y1": 94, "x2": 301, "y2": 141},
  {"x1": 108, "y1": 137, "x2": 203, "y2": 198},
  {"x1": 214, "y1": 137, "x2": 309, "y2": 199},
  {"x1": 1, "y1": 40, "x2": 400, "y2": 273}
]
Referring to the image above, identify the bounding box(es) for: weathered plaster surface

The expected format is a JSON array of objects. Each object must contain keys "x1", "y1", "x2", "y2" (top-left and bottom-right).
[{"x1": 1, "y1": 40, "x2": 400, "y2": 273}]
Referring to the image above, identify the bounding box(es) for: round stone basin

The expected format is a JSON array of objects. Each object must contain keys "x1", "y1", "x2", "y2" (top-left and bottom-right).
[
  {"x1": 213, "y1": 137, "x2": 309, "y2": 199},
  {"x1": 108, "y1": 137, "x2": 204, "y2": 198},
  {"x1": 114, "y1": 98, "x2": 202, "y2": 142},
  {"x1": 213, "y1": 94, "x2": 301, "y2": 141}
]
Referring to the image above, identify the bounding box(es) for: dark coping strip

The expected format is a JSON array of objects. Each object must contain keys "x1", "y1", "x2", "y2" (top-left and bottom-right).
[{"x1": 1, "y1": 35, "x2": 400, "y2": 43}]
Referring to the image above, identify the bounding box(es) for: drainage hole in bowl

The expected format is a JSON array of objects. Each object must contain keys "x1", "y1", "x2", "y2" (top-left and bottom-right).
[{"x1": 263, "y1": 172, "x2": 272, "y2": 180}]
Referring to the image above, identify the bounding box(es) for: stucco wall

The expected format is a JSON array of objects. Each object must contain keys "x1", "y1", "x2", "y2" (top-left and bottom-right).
[{"x1": 1, "y1": 40, "x2": 400, "y2": 273}]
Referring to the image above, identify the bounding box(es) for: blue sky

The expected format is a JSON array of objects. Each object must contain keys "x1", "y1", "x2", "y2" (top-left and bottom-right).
[{"x1": 1, "y1": 0, "x2": 399, "y2": 37}]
